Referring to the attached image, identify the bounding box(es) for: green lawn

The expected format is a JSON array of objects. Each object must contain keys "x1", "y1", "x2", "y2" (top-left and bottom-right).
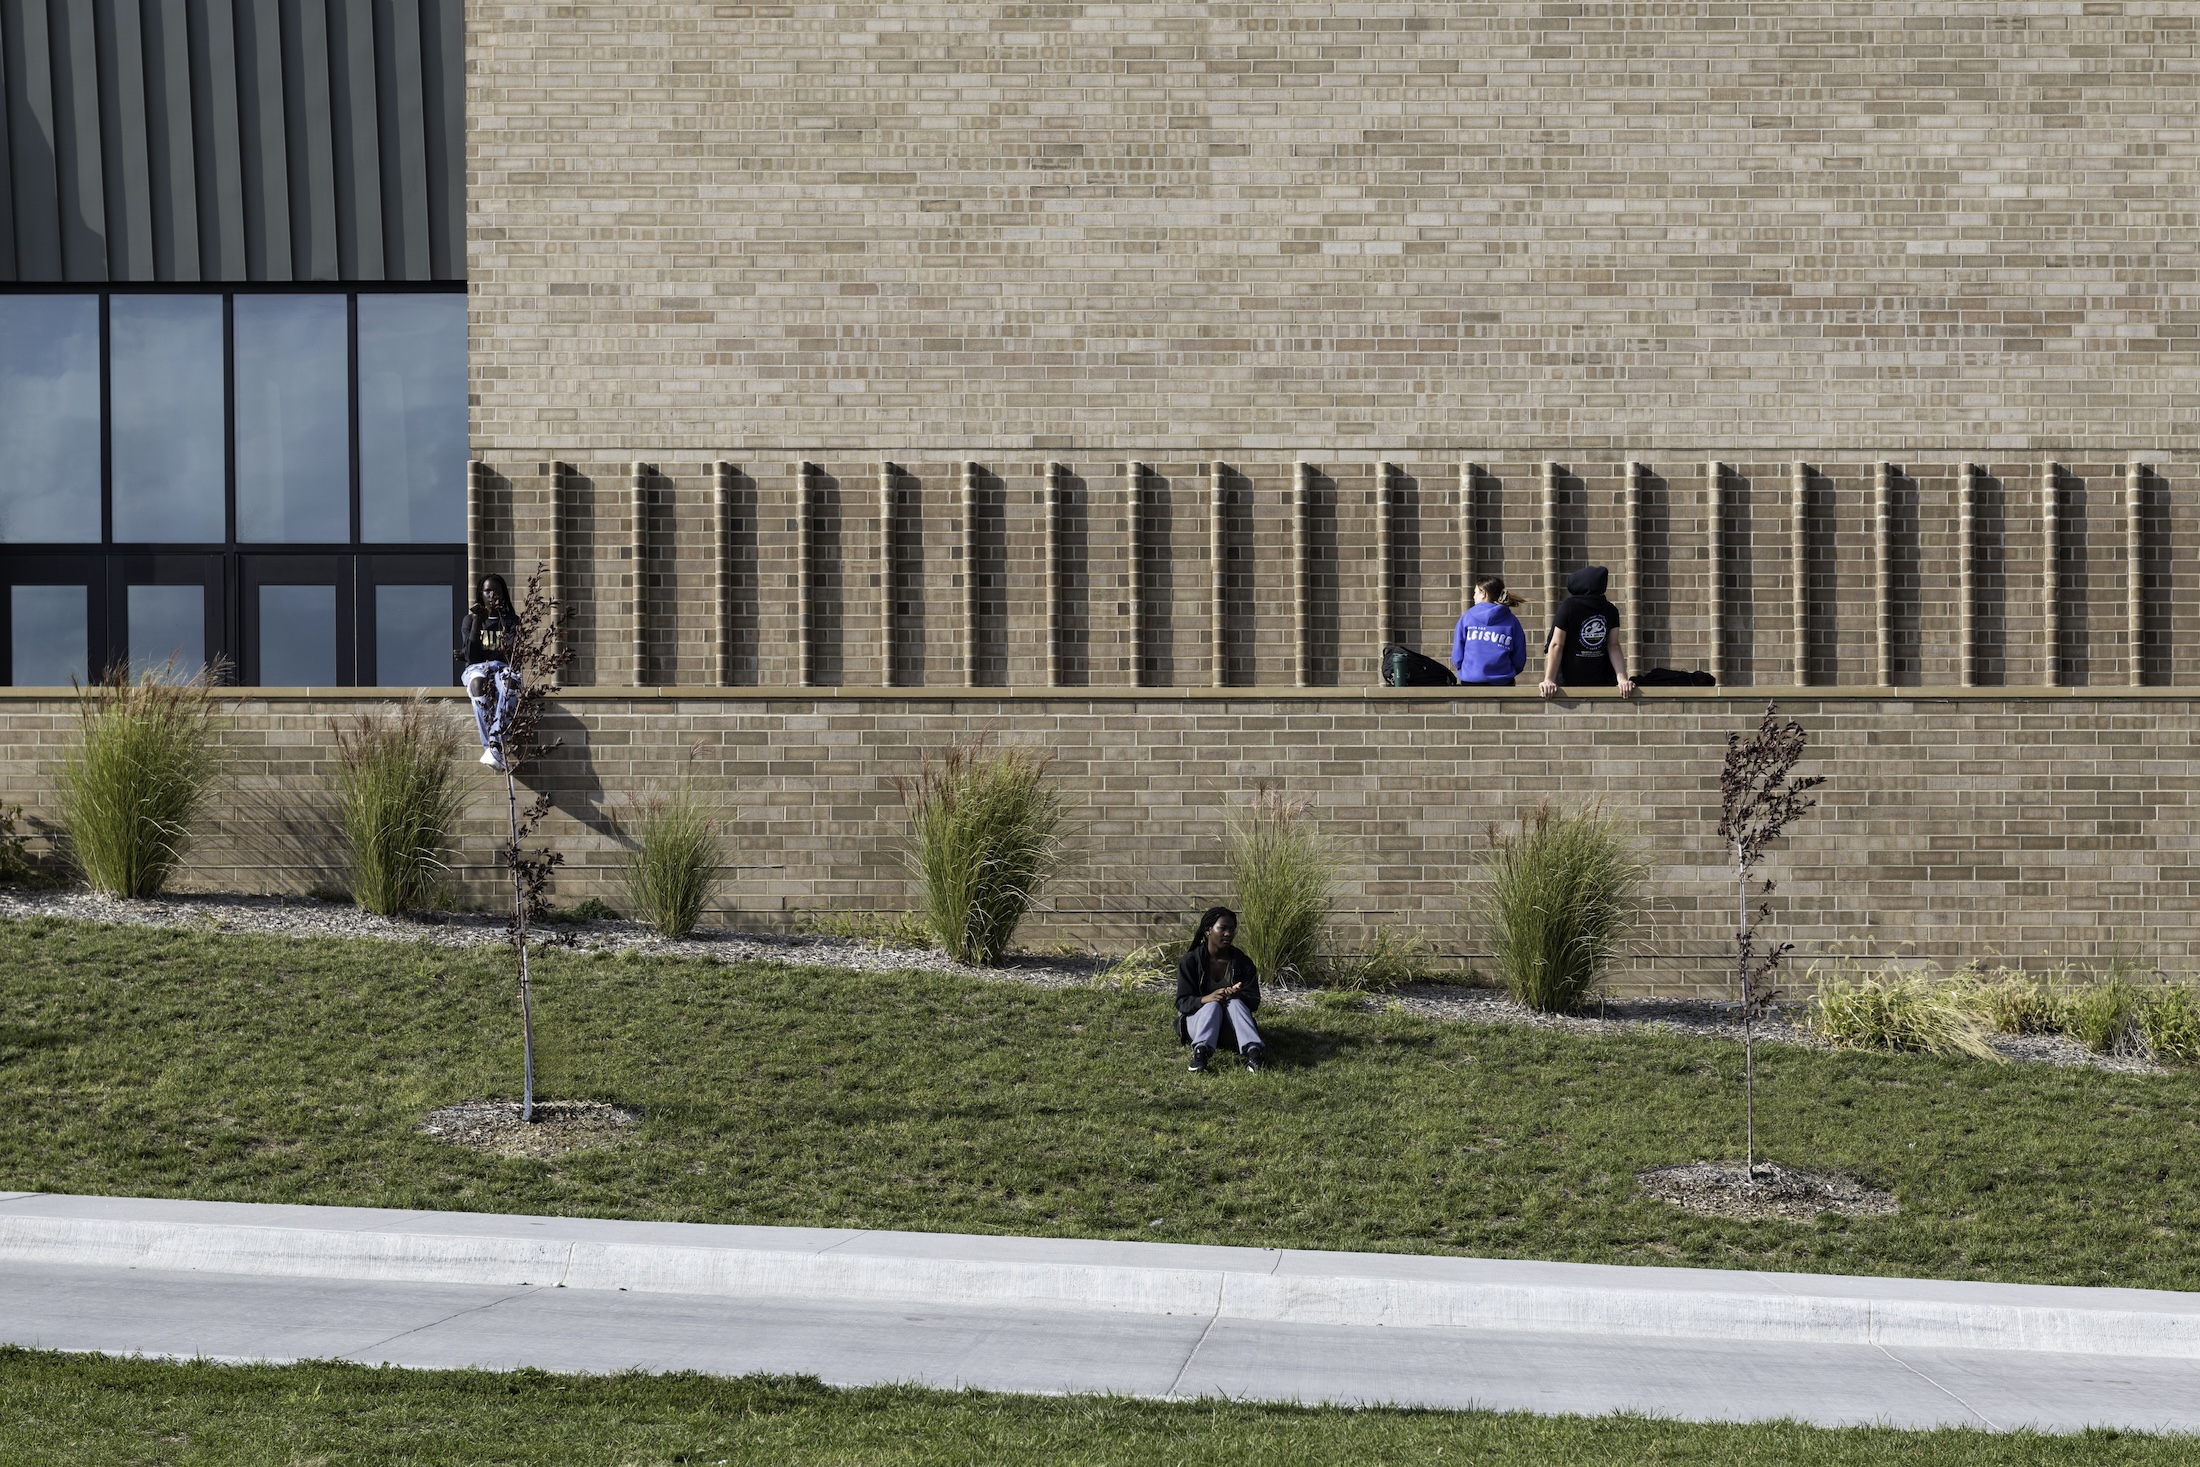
[
  {"x1": 2, "y1": 1351, "x2": 2189, "y2": 1467},
  {"x1": 2, "y1": 916, "x2": 2199, "y2": 1288}
]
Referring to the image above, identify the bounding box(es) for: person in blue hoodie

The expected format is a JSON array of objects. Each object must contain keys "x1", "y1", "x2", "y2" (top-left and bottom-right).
[{"x1": 1452, "y1": 577, "x2": 1529, "y2": 685}]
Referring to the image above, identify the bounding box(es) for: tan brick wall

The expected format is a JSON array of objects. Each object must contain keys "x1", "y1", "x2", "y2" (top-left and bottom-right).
[
  {"x1": 469, "y1": 3, "x2": 2200, "y2": 458},
  {"x1": 5, "y1": 687, "x2": 2197, "y2": 995}
]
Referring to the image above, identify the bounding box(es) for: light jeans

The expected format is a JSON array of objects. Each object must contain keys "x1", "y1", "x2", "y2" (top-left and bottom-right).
[
  {"x1": 462, "y1": 661, "x2": 521, "y2": 749},
  {"x1": 1189, "y1": 997, "x2": 1263, "y2": 1053}
]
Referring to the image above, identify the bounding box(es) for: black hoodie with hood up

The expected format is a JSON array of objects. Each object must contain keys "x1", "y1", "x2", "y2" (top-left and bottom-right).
[{"x1": 1549, "y1": 565, "x2": 1620, "y2": 685}]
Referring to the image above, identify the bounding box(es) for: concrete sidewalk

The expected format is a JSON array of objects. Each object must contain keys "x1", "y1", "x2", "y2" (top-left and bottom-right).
[{"x1": 4, "y1": 1191, "x2": 2197, "y2": 1432}]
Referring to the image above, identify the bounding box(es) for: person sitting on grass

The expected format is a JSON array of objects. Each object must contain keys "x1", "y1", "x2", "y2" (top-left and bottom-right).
[
  {"x1": 459, "y1": 573, "x2": 521, "y2": 772},
  {"x1": 1176, "y1": 906, "x2": 1267, "y2": 1074}
]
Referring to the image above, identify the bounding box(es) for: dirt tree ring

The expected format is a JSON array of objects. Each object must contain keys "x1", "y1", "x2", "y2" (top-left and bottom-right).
[
  {"x1": 420, "y1": 1100, "x2": 640, "y2": 1160},
  {"x1": 1637, "y1": 1162, "x2": 1899, "y2": 1223}
]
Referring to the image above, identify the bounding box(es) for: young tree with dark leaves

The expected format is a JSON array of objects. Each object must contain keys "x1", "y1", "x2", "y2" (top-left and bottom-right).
[
  {"x1": 1718, "y1": 702, "x2": 1824, "y2": 1174},
  {"x1": 489, "y1": 566, "x2": 575, "y2": 1123}
]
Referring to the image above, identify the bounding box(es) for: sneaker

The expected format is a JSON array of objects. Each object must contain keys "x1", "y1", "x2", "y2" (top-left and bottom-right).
[
  {"x1": 480, "y1": 747, "x2": 506, "y2": 772},
  {"x1": 1187, "y1": 1046, "x2": 1213, "y2": 1073},
  {"x1": 1242, "y1": 1046, "x2": 1266, "y2": 1074}
]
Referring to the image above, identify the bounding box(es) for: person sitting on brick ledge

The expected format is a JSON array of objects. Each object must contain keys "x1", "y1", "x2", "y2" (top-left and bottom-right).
[
  {"x1": 1453, "y1": 575, "x2": 1529, "y2": 686},
  {"x1": 1540, "y1": 565, "x2": 1638, "y2": 701},
  {"x1": 459, "y1": 574, "x2": 522, "y2": 773},
  {"x1": 1176, "y1": 907, "x2": 1268, "y2": 1074}
]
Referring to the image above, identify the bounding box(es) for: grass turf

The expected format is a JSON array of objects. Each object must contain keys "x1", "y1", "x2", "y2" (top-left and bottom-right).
[
  {"x1": 2, "y1": 917, "x2": 2199, "y2": 1287},
  {"x1": 1, "y1": 1350, "x2": 2190, "y2": 1467}
]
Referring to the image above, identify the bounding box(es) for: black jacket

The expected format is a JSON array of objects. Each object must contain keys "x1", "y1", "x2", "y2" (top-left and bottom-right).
[
  {"x1": 1175, "y1": 943, "x2": 1262, "y2": 1019},
  {"x1": 459, "y1": 611, "x2": 519, "y2": 668}
]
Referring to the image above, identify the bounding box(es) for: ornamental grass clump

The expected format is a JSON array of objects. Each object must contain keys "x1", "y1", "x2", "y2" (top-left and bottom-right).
[
  {"x1": 1807, "y1": 965, "x2": 2002, "y2": 1062},
  {"x1": 57, "y1": 665, "x2": 220, "y2": 898},
  {"x1": 618, "y1": 784, "x2": 725, "y2": 939},
  {"x1": 1964, "y1": 968, "x2": 2076, "y2": 1037},
  {"x1": 901, "y1": 740, "x2": 1067, "y2": 965},
  {"x1": 2139, "y1": 985, "x2": 2200, "y2": 1066},
  {"x1": 1477, "y1": 804, "x2": 1644, "y2": 1014},
  {"x1": 1224, "y1": 787, "x2": 1337, "y2": 987},
  {"x1": 334, "y1": 701, "x2": 465, "y2": 916},
  {"x1": 2074, "y1": 975, "x2": 2150, "y2": 1058}
]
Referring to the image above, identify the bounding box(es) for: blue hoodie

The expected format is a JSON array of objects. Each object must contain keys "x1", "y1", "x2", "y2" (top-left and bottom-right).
[{"x1": 1452, "y1": 601, "x2": 1527, "y2": 684}]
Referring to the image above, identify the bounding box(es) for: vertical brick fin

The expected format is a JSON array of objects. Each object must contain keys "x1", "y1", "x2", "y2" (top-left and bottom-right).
[
  {"x1": 466, "y1": 458, "x2": 486, "y2": 598},
  {"x1": 1960, "y1": 463, "x2": 1980, "y2": 689},
  {"x1": 1044, "y1": 462, "x2": 1064, "y2": 689},
  {"x1": 2042, "y1": 462, "x2": 2063, "y2": 689},
  {"x1": 1626, "y1": 461, "x2": 1647, "y2": 674},
  {"x1": 875, "y1": 460, "x2": 896, "y2": 688},
  {"x1": 962, "y1": 461, "x2": 980, "y2": 689},
  {"x1": 1875, "y1": 463, "x2": 1894, "y2": 688},
  {"x1": 1789, "y1": 463, "x2": 1810, "y2": 688},
  {"x1": 1297, "y1": 461, "x2": 1315, "y2": 690},
  {"x1": 798, "y1": 461, "x2": 820, "y2": 688},
  {"x1": 1542, "y1": 461, "x2": 1562, "y2": 616},
  {"x1": 1127, "y1": 461, "x2": 1148, "y2": 686},
  {"x1": 2128, "y1": 462, "x2": 2146, "y2": 689},
  {"x1": 1375, "y1": 461, "x2": 1397, "y2": 652},
  {"x1": 713, "y1": 461, "x2": 734, "y2": 688},
  {"x1": 630, "y1": 462, "x2": 648, "y2": 688},
  {"x1": 1707, "y1": 461, "x2": 1728, "y2": 688},
  {"x1": 1210, "y1": 460, "x2": 1227, "y2": 687}
]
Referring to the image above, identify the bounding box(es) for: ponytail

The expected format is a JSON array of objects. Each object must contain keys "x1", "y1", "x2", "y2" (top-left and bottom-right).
[{"x1": 1475, "y1": 576, "x2": 1524, "y2": 611}]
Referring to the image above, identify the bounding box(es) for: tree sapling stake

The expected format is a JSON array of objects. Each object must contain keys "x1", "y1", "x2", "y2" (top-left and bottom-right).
[{"x1": 1717, "y1": 702, "x2": 1824, "y2": 1174}]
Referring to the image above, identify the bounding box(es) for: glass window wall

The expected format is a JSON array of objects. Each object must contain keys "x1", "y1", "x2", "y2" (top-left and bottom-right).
[
  {"x1": 375, "y1": 583, "x2": 456, "y2": 686},
  {"x1": 360, "y1": 294, "x2": 468, "y2": 543},
  {"x1": 11, "y1": 584, "x2": 89, "y2": 685},
  {"x1": 127, "y1": 584, "x2": 208, "y2": 679},
  {"x1": 111, "y1": 296, "x2": 227, "y2": 543},
  {"x1": 0, "y1": 297, "x2": 101, "y2": 544},
  {"x1": 258, "y1": 583, "x2": 338, "y2": 685},
  {"x1": 235, "y1": 296, "x2": 352, "y2": 544}
]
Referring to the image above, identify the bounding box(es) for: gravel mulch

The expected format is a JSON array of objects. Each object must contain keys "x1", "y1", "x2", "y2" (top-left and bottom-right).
[
  {"x1": 419, "y1": 1100, "x2": 641, "y2": 1160},
  {"x1": 1637, "y1": 1162, "x2": 1901, "y2": 1223},
  {"x1": 0, "y1": 886, "x2": 2169, "y2": 1074}
]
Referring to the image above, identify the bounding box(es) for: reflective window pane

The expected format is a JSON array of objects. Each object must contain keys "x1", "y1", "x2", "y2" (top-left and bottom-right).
[
  {"x1": 0, "y1": 297, "x2": 100, "y2": 543},
  {"x1": 112, "y1": 296, "x2": 226, "y2": 543},
  {"x1": 11, "y1": 584, "x2": 88, "y2": 685},
  {"x1": 375, "y1": 583, "x2": 454, "y2": 686},
  {"x1": 258, "y1": 583, "x2": 336, "y2": 685},
  {"x1": 235, "y1": 296, "x2": 349, "y2": 544},
  {"x1": 128, "y1": 584, "x2": 207, "y2": 680},
  {"x1": 359, "y1": 295, "x2": 466, "y2": 543}
]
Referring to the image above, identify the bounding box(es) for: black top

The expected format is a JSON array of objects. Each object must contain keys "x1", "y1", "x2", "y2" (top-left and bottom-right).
[
  {"x1": 1549, "y1": 566, "x2": 1620, "y2": 686},
  {"x1": 1175, "y1": 943, "x2": 1262, "y2": 1019},
  {"x1": 459, "y1": 612, "x2": 519, "y2": 669}
]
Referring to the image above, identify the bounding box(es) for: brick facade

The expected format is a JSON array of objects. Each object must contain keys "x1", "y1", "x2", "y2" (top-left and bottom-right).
[{"x1": 3, "y1": 687, "x2": 2194, "y2": 994}]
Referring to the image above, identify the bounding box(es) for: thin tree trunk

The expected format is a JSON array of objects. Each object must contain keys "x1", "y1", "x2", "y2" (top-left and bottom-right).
[
  {"x1": 1738, "y1": 840, "x2": 1753, "y2": 1172},
  {"x1": 507, "y1": 768, "x2": 535, "y2": 1123}
]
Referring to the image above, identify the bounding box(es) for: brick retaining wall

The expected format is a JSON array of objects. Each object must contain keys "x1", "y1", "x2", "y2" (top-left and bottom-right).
[{"x1": 3, "y1": 687, "x2": 2192, "y2": 995}]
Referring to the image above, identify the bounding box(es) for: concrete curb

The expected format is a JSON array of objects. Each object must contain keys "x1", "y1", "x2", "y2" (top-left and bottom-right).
[{"x1": 5, "y1": 1195, "x2": 2198, "y2": 1360}]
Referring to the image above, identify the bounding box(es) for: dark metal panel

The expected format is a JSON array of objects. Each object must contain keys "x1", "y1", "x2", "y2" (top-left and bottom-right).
[
  {"x1": 2, "y1": 0, "x2": 62, "y2": 280},
  {"x1": 49, "y1": 0, "x2": 108, "y2": 279},
  {"x1": 230, "y1": 0, "x2": 287, "y2": 278},
  {"x1": 93, "y1": 0, "x2": 154, "y2": 280},
  {"x1": 0, "y1": 7, "x2": 17, "y2": 277},
  {"x1": 186, "y1": 0, "x2": 246, "y2": 279},
  {"x1": 371, "y1": 0, "x2": 425, "y2": 280},
  {"x1": 419, "y1": 0, "x2": 455, "y2": 279},
  {"x1": 278, "y1": 0, "x2": 332, "y2": 279},
  {"x1": 325, "y1": 0, "x2": 378, "y2": 278},
  {"x1": 141, "y1": 0, "x2": 200, "y2": 279}
]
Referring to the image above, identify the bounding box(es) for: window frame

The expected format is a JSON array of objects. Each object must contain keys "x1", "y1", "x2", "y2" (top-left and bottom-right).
[{"x1": 0, "y1": 282, "x2": 466, "y2": 687}]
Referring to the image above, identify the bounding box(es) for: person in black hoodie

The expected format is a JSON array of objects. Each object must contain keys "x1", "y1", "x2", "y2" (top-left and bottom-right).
[
  {"x1": 1539, "y1": 565, "x2": 1637, "y2": 700},
  {"x1": 458, "y1": 573, "x2": 522, "y2": 771},
  {"x1": 1175, "y1": 906, "x2": 1267, "y2": 1073}
]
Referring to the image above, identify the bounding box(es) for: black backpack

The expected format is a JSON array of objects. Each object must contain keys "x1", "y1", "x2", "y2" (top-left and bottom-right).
[{"x1": 1381, "y1": 644, "x2": 1459, "y2": 687}]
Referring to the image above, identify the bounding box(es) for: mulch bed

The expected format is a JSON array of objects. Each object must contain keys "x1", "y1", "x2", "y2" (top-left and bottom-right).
[
  {"x1": 419, "y1": 1100, "x2": 641, "y2": 1160},
  {"x1": 1636, "y1": 1161, "x2": 1901, "y2": 1223}
]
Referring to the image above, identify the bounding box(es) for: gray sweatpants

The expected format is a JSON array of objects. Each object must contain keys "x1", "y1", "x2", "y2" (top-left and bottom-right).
[{"x1": 1189, "y1": 997, "x2": 1262, "y2": 1052}]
